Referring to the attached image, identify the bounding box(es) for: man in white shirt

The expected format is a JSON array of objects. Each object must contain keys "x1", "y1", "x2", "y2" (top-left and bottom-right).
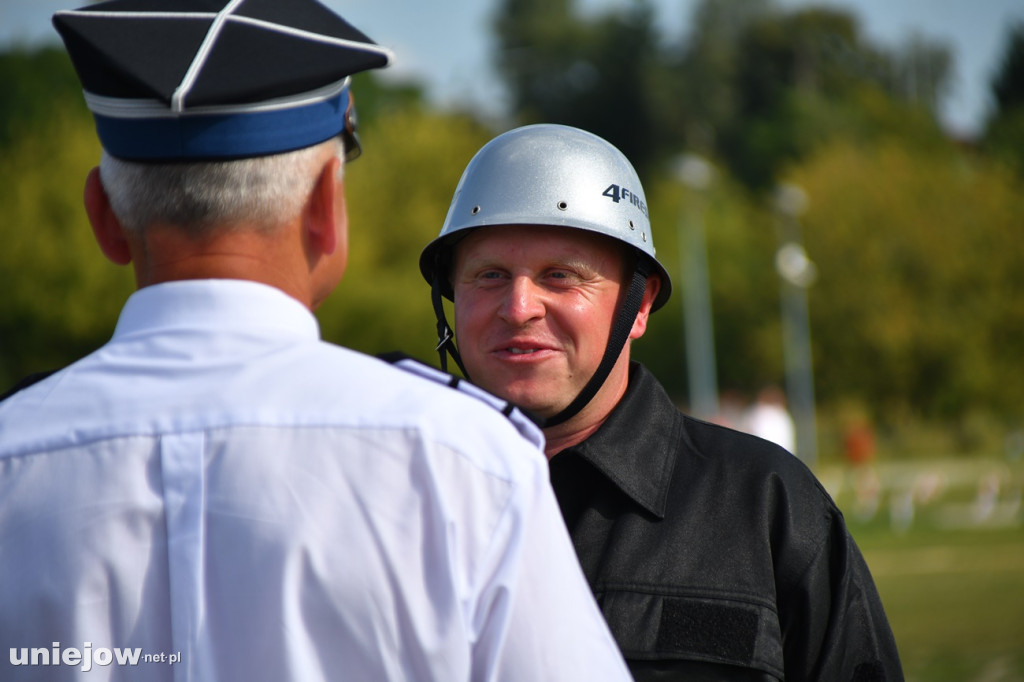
[
  {"x1": 0, "y1": 2, "x2": 631, "y2": 680},
  {"x1": 743, "y1": 385, "x2": 797, "y2": 454}
]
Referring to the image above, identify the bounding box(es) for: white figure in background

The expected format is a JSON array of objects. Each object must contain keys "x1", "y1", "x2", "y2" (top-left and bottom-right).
[{"x1": 744, "y1": 385, "x2": 796, "y2": 454}]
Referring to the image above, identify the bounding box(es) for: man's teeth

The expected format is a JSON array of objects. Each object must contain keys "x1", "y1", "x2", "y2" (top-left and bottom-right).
[{"x1": 508, "y1": 348, "x2": 538, "y2": 355}]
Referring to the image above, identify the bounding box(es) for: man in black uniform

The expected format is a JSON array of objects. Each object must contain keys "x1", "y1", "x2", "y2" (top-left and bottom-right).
[{"x1": 420, "y1": 123, "x2": 903, "y2": 681}]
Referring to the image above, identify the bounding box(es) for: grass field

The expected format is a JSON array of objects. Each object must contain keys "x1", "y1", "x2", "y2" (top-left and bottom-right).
[{"x1": 819, "y1": 458, "x2": 1024, "y2": 682}]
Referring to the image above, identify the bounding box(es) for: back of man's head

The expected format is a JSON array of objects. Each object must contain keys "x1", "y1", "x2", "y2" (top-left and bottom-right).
[
  {"x1": 54, "y1": 0, "x2": 393, "y2": 302},
  {"x1": 54, "y1": 0, "x2": 392, "y2": 236},
  {"x1": 55, "y1": 0, "x2": 391, "y2": 235},
  {"x1": 99, "y1": 140, "x2": 342, "y2": 236}
]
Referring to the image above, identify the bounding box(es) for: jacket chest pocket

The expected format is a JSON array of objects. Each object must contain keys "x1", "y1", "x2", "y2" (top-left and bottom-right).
[{"x1": 597, "y1": 589, "x2": 785, "y2": 679}]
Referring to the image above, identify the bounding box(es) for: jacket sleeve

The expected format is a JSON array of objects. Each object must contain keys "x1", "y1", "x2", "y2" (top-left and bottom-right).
[{"x1": 778, "y1": 510, "x2": 904, "y2": 682}]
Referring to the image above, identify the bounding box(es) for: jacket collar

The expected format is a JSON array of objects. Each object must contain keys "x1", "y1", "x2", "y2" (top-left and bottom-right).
[{"x1": 560, "y1": 362, "x2": 681, "y2": 518}]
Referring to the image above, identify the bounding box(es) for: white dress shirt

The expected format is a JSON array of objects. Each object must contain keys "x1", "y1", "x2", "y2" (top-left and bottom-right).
[{"x1": 0, "y1": 279, "x2": 630, "y2": 682}]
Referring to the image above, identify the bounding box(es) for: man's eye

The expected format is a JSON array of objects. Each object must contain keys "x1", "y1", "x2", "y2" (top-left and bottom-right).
[{"x1": 547, "y1": 270, "x2": 579, "y2": 282}]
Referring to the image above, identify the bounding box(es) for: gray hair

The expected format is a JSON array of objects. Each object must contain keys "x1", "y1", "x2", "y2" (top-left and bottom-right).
[{"x1": 99, "y1": 137, "x2": 344, "y2": 235}]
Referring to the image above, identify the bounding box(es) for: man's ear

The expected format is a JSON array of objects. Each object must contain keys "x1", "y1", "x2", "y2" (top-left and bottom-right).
[
  {"x1": 629, "y1": 274, "x2": 662, "y2": 340},
  {"x1": 84, "y1": 167, "x2": 132, "y2": 265},
  {"x1": 306, "y1": 155, "x2": 347, "y2": 257}
]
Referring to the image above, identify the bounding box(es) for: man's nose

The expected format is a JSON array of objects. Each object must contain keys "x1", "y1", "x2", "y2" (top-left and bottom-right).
[{"x1": 498, "y1": 276, "x2": 545, "y2": 325}]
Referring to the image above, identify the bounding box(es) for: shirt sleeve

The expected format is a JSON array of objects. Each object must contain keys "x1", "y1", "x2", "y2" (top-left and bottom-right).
[
  {"x1": 778, "y1": 510, "x2": 904, "y2": 682},
  {"x1": 467, "y1": 450, "x2": 633, "y2": 682}
]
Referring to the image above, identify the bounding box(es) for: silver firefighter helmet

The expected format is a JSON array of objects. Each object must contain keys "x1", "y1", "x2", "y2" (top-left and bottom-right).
[{"x1": 419, "y1": 123, "x2": 671, "y2": 311}]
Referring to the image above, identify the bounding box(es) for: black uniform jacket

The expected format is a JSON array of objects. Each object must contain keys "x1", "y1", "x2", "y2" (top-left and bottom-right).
[{"x1": 549, "y1": 363, "x2": 903, "y2": 682}]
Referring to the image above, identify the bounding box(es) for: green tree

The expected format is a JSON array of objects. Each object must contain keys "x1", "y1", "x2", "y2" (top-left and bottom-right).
[
  {"x1": 493, "y1": 0, "x2": 953, "y2": 192},
  {"x1": 493, "y1": 0, "x2": 673, "y2": 178},
  {"x1": 0, "y1": 47, "x2": 85, "y2": 146},
  {"x1": 0, "y1": 47, "x2": 135, "y2": 388},
  {"x1": 789, "y1": 141, "x2": 1024, "y2": 434},
  {"x1": 991, "y1": 22, "x2": 1024, "y2": 112},
  {"x1": 712, "y1": 6, "x2": 952, "y2": 189},
  {"x1": 983, "y1": 22, "x2": 1024, "y2": 176},
  {"x1": 666, "y1": 0, "x2": 772, "y2": 155},
  {"x1": 0, "y1": 109, "x2": 133, "y2": 387}
]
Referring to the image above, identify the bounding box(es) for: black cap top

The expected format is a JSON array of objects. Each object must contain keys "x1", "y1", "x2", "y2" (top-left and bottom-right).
[{"x1": 53, "y1": 0, "x2": 392, "y2": 161}]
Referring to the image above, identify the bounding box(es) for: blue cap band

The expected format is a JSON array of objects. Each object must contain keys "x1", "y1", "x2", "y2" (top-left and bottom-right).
[{"x1": 92, "y1": 85, "x2": 350, "y2": 161}]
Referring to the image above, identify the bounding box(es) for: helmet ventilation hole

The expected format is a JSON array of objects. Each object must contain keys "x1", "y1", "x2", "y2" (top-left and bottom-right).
[
  {"x1": 628, "y1": 220, "x2": 635, "y2": 230},
  {"x1": 471, "y1": 205, "x2": 481, "y2": 215},
  {"x1": 557, "y1": 201, "x2": 569, "y2": 211}
]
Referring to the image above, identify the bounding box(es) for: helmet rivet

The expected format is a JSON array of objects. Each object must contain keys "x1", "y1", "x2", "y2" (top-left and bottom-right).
[
  {"x1": 628, "y1": 220, "x2": 635, "y2": 230},
  {"x1": 557, "y1": 201, "x2": 568, "y2": 211},
  {"x1": 642, "y1": 233, "x2": 648, "y2": 242},
  {"x1": 471, "y1": 205, "x2": 481, "y2": 215}
]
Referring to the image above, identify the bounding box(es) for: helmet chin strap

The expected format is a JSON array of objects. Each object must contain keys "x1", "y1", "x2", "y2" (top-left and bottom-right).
[{"x1": 430, "y1": 255, "x2": 650, "y2": 430}]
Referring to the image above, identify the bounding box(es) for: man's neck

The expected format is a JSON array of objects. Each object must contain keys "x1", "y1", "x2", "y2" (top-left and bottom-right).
[
  {"x1": 543, "y1": 419, "x2": 606, "y2": 459},
  {"x1": 131, "y1": 222, "x2": 315, "y2": 309},
  {"x1": 542, "y1": 357, "x2": 634, "y2": 459},
  {"x1": 542, "y1": 377, "x2": 632, "y2": 459}
]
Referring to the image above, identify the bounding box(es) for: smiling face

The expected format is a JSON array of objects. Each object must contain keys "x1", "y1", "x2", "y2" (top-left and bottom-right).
[{"x1": 451, "y1": 224, "x2": 652, "y2": 421}]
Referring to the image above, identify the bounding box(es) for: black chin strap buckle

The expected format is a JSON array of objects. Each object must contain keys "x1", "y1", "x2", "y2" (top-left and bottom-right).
[
  {"x1": 434, "y1": 326, "x2": 452, "y2": 353},
  {"x1": 431, "y1": 266, "x2": 468, "y2": 377}
]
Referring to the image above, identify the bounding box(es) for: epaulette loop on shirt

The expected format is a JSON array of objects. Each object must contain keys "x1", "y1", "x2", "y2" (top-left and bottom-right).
[
  {"x1": 0, "y1": 370, "x2": 58, "y2": 403},
  {"x1": 377, "y1": 352, "x2": 545, "y2": 449}
]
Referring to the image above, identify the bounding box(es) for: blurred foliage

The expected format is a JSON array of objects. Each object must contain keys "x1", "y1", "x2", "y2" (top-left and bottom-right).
[
  {"x1": 495, "y1": 0, "x2": 671, "y2": 178},
  {"x1": 495, "y1": 0, "x2": 953, "y2": 191},
  {"x1": 989, "y1": 21, "x2": 1024, "y2": 115},
  {"x1": 789, "y1": 141, "x2": 1024, "y2": 437},
  {"x1": 982, "y1": 22, "x2": 1024, "y2": 177},
  {"x1": 2, "y1": 2, "x2": 1023, "y2": 460},
  {"x1": 0, "y1": 46, "x2": 85, "y2": 146},
  {"x1": 0, "y1": 48, "x2": 133, "y2": 385}
]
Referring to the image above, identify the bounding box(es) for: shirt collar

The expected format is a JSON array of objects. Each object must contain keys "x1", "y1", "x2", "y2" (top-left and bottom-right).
[
  {"x1": 113, "y1": 279, "x2": 321, "y2": 341},
  {"x1": 560, "y1": 362, "x2": 681, "y2": 519}
]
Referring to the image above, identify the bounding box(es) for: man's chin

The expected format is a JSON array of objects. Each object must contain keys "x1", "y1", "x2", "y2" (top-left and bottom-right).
[{"x1": 495, "y1": 387, "x2": 567, "y2": 420}]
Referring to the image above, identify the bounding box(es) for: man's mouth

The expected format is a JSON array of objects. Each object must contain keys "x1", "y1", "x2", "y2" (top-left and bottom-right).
[{"x1": 507, "y1": 348, "x2": 540, "y2": 355}]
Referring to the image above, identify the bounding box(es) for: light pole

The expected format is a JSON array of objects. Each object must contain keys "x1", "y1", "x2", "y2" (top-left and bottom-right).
[
  {"x1": 674, "y1": 154, "x2": 718, "y2": 420},
  {"x1": 773, "y1": 183, "x2": 818, "y2": 466}
]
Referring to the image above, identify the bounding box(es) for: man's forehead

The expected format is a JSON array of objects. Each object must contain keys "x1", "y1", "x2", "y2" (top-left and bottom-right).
[{"x1": 455, "y1": 224, "x2": 629, "y2": 263}]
